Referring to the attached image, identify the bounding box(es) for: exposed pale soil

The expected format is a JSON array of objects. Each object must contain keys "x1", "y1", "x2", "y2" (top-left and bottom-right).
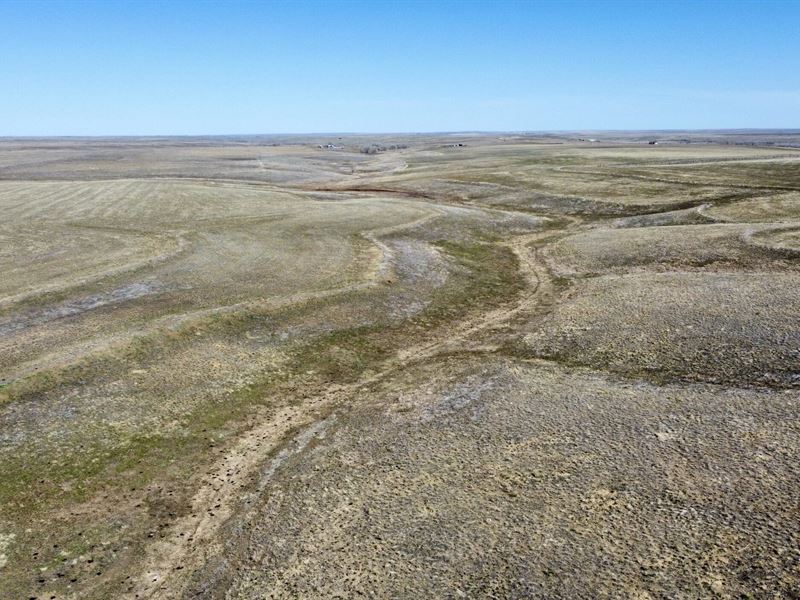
[{"x1": 0, "y1": 133, "x2": 798, "y2": 599}]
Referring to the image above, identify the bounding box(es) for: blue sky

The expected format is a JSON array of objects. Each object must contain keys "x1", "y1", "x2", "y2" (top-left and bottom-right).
[{"x1": 1, "y1": 0, "x2": 798, "y2": 135}]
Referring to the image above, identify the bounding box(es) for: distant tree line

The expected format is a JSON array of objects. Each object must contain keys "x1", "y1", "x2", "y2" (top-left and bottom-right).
[{"x1": 359, "y1": 143, "x2": 409, "y2": 154}]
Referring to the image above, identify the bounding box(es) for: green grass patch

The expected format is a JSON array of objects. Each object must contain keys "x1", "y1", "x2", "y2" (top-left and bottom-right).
[
  {"x1": 0, "y1": 238, "x2": 524, "y2": 565},
  {"x1": 288, "y1": 240, "x2": 522, "y2": 384}
]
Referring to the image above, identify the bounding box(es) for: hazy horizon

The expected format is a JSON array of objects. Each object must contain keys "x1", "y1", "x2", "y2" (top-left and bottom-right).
[{"x1": 3, "y1": 128, "x2": 800, "y2": 140}]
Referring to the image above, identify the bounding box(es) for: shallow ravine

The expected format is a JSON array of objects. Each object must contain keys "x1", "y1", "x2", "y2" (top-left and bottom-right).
[
  {"x1": 127, "y1": 224, "x2": 567, "y2": 600},
  {"x1": 1, "y1": 192, "x2": 551, "y2": 600}
]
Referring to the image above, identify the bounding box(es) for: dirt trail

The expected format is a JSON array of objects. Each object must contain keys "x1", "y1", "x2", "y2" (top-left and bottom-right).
[{"x1": 127, "y1": 225, "x2": 566, "y2": 600}]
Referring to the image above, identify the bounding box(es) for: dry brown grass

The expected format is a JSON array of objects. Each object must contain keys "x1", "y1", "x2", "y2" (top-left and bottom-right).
[{"x1": 0, "y1": 134, "x2": 798, "y2": 599}]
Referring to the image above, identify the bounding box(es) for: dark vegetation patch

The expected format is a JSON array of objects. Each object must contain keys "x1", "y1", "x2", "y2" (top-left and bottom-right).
[{"x1": 289, "y1": 241, "x2": 521, "y2": 383}]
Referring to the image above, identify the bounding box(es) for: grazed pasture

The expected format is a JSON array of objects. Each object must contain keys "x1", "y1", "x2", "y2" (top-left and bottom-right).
[{"x1": 0, "y1": 133, "x2": 798, "y2": 599}]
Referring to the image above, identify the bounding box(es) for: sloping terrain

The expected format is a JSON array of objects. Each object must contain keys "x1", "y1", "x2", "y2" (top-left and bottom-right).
[{"x1": 0, "y1": 134, "x2": 798, "y2": 599}]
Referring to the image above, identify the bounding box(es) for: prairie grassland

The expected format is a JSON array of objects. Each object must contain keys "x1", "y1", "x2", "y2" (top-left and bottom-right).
[{"x1": 0, "y1": 133, "x2": 798, "y2": 599}]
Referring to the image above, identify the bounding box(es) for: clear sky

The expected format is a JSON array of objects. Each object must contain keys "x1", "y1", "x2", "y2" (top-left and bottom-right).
[{"x1": 1, "y1": 0, "x2": 798, "y2": 135}]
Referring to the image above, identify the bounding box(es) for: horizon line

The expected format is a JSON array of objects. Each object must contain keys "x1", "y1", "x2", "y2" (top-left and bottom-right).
[{"x1": 3, "y1": 128, "x2": 800, "y2": 140}]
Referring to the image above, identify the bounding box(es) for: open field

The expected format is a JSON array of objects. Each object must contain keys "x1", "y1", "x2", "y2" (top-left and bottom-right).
[{"x1": 0, "y1": 132, "x2": 799, "y2": 599}]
